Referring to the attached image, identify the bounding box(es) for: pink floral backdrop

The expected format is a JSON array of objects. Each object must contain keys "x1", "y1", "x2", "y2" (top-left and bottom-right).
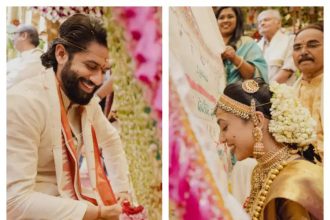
[
  {"x1": 169, "y1": 81, "x2": 232, "y2": 220},
  {"x1": 108, "y1": 7, "x2": 162, "y2": 220},
  {"x1": 115, "y1": 7, "x2": 162, "y2": 131}
]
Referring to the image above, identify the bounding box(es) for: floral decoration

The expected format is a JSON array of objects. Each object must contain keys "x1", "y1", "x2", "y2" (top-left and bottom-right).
[
  {"x1": 106, "y1": 8, "x2": 162, "y2": 220},
  {"x1": 169, "y1": 80, "x2": 232, "y2": 220},
  {"x1": 115, "y1": 7, "x2": 162, "y2": 132},
  {"x1": 269, "y1": 82, "x2": 317, "y2": 146},
  {"x1": 32, "y1": 7, "x2": 104, "y2": 23}
]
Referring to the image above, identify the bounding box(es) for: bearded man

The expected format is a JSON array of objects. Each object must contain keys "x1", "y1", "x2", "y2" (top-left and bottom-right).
[{"x1": 7, "y1": 14, "x2": 130, "y2": 220}]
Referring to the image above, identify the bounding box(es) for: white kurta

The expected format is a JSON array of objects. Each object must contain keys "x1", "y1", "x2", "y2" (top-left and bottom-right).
[
  {"x1": 294, "y1": 74, "x2": 323, "y2": 155},
  {"x1": 258, "y1": 30, "x2": 297, "y2": 85},
  {"x1": 7, "y1": 48, "x2": 45, "y2": 89},
  {"x1": 7, "y1": 69, "x2": 130, "y2": 219}
]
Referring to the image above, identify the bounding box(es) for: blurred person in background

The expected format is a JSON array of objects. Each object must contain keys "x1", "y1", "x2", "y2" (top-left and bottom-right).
[
  {"x1": 293, "y1": 24, "x2": 323, "y2": 160},
  {"x1": 257, "y1": 9, "x2": 297, "y2": 85},
  {"x1": 216, "y1": 7, "x2": 268, "y2": 84},
  {"x1": 7, "y1": 24, "x2": 45, "y2": 89}
]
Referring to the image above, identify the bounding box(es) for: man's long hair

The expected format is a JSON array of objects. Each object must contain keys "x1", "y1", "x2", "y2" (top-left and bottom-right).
[{"x1": 41, "y1": 14, "x2": 107, "y2": 72}]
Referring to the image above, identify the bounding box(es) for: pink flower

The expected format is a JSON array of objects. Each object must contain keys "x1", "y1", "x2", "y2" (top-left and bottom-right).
[{"x1": 116, "y1": 7, "x2": 162, "y2": 131}]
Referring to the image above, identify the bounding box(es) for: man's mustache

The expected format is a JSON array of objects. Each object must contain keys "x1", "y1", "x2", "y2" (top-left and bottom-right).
[{"x1": 298, "y1": 55, "x2": 314, "y2": 64}]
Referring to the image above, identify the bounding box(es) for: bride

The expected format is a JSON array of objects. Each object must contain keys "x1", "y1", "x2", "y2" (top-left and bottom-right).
[{"x1": 214, "y1": 78, "x2": 323, "y2": 219}]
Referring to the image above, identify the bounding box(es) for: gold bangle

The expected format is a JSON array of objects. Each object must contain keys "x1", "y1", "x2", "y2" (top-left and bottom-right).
[{"x1": 235, "y1": 56, "x2": 244, "y2": 69}]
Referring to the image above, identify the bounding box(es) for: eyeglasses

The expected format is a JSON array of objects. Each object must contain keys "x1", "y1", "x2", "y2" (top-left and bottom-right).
[{"x1": 293, "y1": 40, "x2": 322, "y2": 52}]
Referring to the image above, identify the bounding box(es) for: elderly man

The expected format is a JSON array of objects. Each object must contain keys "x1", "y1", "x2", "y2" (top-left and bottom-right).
[
  {"x1": 7, "y1": 14, "x2": 130, "y2": 219},
  {"x1": 7, "y1": 24, "x2": 45, "y2": 89},
  {"x1": 293, "y1": 24, "x2": 323, "y2": 157},
  {"x1": 257, "y1": 9, "x2": 297, "y2": 84}
]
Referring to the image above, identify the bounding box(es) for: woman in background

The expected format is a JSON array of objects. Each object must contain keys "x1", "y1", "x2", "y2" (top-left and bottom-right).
[{"x1": 216, "y1": 7, "x2": 268, "y2": 84}]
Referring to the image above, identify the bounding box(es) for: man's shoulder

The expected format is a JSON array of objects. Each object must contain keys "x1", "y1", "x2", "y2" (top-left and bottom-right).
[
  {"x1": 21, "y1": 48, "x2": 44, "y2": 64},
  {"x1": 7, "y1": 57, "x2": 21, "y2": 72},
  {"x1": 84, "y1": 96, "x2": 103, "y2": 116},
  {"x1": 29, "y1": 48, "x2": 44, "y2": 57},
  {"x1": 8, "y1": 69, "x2": 56, "y2": 101},
  {"x1": 273, "y1": 29, "x2": 294, "y2": 42}
]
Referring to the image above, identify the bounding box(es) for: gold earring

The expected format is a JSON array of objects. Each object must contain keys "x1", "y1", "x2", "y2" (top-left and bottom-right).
[
  {"x1": 250, "y1": 99, "x2": 264, "y2": 159},
  {"x1": 253, "y1": 127, "x2": 264, "y2": 159}
]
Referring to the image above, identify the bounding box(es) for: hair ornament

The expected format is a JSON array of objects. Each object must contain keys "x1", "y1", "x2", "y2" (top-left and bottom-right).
[{"x1": 242, "y1": 79, "x2": 259, "y2": 94}]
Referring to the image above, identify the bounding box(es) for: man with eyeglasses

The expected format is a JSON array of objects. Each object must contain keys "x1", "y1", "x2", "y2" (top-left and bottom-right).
[
  {"x1": 7, "y1": 24, "x2": 45, "y2": 89},
  {"x1": 257, "y1": 9, "x2": 297, "y2": 85},
  {"x1": 293, "y1": 23, "x2": 324, "y2": 160},
  {"x1": 7, "y1": 14, "x2": 131, "y2": 219}
]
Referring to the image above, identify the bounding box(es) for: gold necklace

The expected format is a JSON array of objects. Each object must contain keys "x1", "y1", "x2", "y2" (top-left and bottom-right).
[{"x1": 244, "y1": 146, "x2": 292, "y2": 219}]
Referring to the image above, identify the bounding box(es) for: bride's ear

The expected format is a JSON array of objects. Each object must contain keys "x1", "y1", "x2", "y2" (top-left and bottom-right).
[{"x1": 255, "y1": 111, "x2": 265, "y2": 128}]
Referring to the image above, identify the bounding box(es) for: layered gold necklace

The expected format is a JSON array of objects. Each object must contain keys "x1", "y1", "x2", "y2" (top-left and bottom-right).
[{"x1": 244, "y1": 146, "x2": 293, "y2": 219}]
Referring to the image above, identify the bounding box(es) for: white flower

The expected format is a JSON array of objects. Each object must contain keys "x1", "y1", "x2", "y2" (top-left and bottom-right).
[{"x1": 268, "y1": 82, "x2": 316, "y2": 147}]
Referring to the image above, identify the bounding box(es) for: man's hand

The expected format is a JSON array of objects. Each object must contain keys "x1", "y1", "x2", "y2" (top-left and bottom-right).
[
  {"x1": 100, "y1": 203, "x2": 122, "y2": 220},
  {"x1": 116, "y1": 191, "x2": 131, "y2": 204}
]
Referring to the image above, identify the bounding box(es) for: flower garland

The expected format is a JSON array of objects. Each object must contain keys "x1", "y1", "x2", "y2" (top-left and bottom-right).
[
  {"x1": 169, "y1": 80, "x2": 232, "y2": 220},
  {"x1": 32, "y1": 7, "x2": 104, "y2": 23},
  {"x1": 269, "y1": 82, "x2": 317, "y2": 146},
  {"x1": 106, "y1": 8, "x2": 161, "y2": 220}
]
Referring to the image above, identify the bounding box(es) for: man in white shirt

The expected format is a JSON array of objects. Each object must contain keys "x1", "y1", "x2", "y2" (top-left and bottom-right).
[
  {"x1": 257, "y1": 9, "x2": 297, "y2": 85},
  {"x1": 7, "y1": 24, "x2": 45, "y2": 89}
]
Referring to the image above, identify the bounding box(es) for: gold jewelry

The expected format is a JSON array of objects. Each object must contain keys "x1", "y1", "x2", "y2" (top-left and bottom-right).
[
  {"x1": 242, "y1": 80, "x2": 259, "y2": 94},
  {"x1": 250, "y1": 99, "x2": 258, "y2": 126},
  {"x1": 245, "y1": 146, "x2": 292, "y2": 219},
  {"x1": 252, "y1": 126, "x2": 264, "y2": 159},
  {"x1": 215, "y1": 94, "x2": 270, "y2": 121},
  {"x1": 234, "y1": 56, "x2": 244, "y2": 69},
  {"x1": 250, "y1": 99, "x2": 265, "y2": 159},
  {"x1": 216, "y1": 95, "x2": 250, "y2": 119}
]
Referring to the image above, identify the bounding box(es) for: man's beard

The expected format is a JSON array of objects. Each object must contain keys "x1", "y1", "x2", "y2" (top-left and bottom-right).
[{"x1": 60, "y1": 61, "x2": 101, "y2": 105}]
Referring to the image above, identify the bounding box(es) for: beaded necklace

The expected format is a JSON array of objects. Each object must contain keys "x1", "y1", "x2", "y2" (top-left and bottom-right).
[{"x1": 244, "y1": 146, "x2": 293, "y2": 219}]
